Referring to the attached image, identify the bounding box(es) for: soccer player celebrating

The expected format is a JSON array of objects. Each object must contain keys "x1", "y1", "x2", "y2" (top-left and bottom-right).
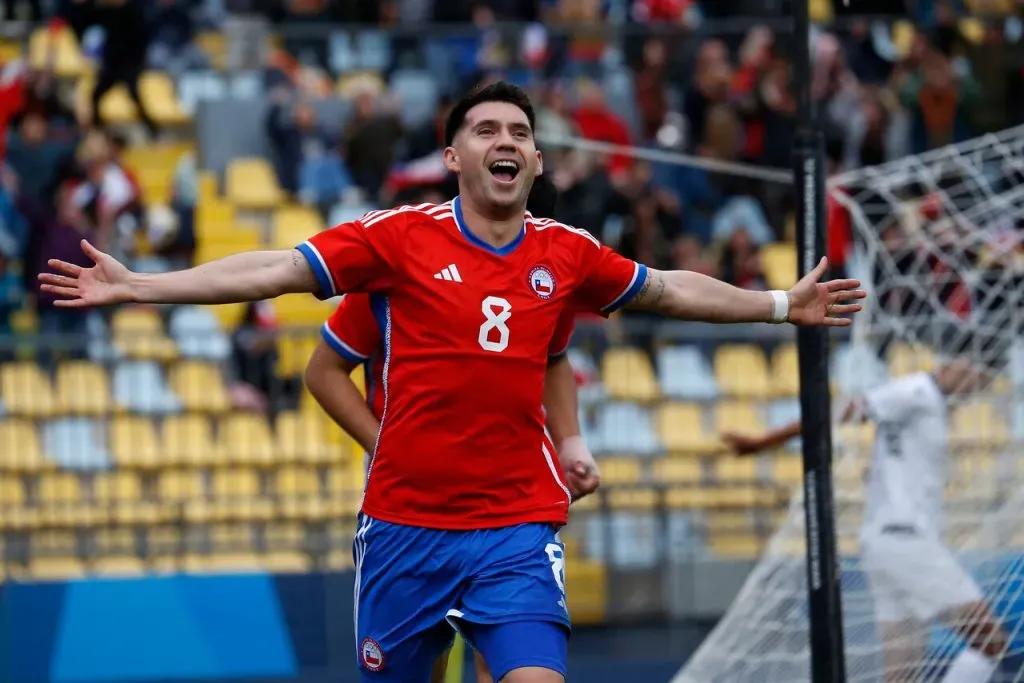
[
  {"x1": 40, "y1": 82, "x2": 865, "y2": 683},
  {"x1": 722, "y1": 356, "x2": 1008, "y2": 683},
  {"x1": 306, "y1": 294, "x2": 594, "y2": 683}
]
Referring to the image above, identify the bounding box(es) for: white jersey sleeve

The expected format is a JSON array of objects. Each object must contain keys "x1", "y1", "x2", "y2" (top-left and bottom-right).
[{"x1": 863, "y1": 373, "x2": 942, "y2": 425}]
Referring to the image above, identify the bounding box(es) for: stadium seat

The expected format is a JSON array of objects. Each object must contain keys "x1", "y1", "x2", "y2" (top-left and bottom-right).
[
  {"x1": 161, "y1": 415, "x2": 219, "y2": 466},
  {"x1": 564, "y1": 560, "x2": 607, "y2": 624},
  {"x1": 769, "y1": 343, "x2": 799, "y2": 398},
  {"x1": 707, "y1": 534, "x2": 764, "y2": 559},
  {"x1": 110, "y1": 415, "x2": 163, "y2": 469},
  {"x1": 38, "y1": 471, "x2": 106, "y2": 527},
  {"x1": 56, "y1": 361, "x2": 112, "y2": 416},
  {"x1": 0, "y1": 362, "x2": 56, "y2": 418},
  {"x1": 887, "y1": 342, "x2": 935, "y2": 377},
  {"x1": 187, "y1": 468, "x2": 275, "y2": 523},
  {"x1": 272, "y1": 207, "x2": 325, "y2": 251},
  {"x1": 112, "y1": 307, "x2": 178, "y2": 362},
  {"x1": 892, "y1": 21, "x2": 917, "y2": 58},
  {"x1": 597, "y1": 458, "x2": 643, "y2": 486},
  {"x1": 656, "y1": 346, "x2": 719, "y2": 401},
  {"x1": 276, "y1": 412, "x2": 334, "y2": 464},
  {"x1": 277, "y1": 334, "x2": 320, "y2": 378},
  {"x1": 43, "y1": 418, "x2": 112, "y2": 470},
  {"x1": 30, "y1": 556, "x2": 87, "y2": 580},
  {"x1": 169, "y1": 306, "x2": 232, "y2": 361},
  {"x1": 714, "y1": 401, "x2": 765, "y2": 436},
  {"x1": 28, "y1": 26, "x2": 85, "y2": 77},
  {"x1": 808, "y1": 0, "x2": 833, "y2": 22},
  {"x1": 277, "y1": 467, "x2": 338, "y2": 521},
  {"x1": 113, "y1": 361, "x2": 182, "y2": 414},
  {"x1": 951, "y1": 402, "x2": 1009, "y2": 446},
  {"x1": 329, "y1": 203, "x2": 376, "y2": 228},
  {"x1": 273, "y1": 294, "x2": 339, "y2": 328},
  {"x1": 168, "y1": 361, "x2": 231, "y2": 413},
  {"x1": 94, "y1": 471, "x2": 164, "y2": 525},
  {"x1": 91, "y1": 556, "x2": 146, "y2": 577},
  {"x1": 220, "y1": 413, "x2": 276, "y2": 466},
  {"x1": 326, "y1": 467, "x2": 365, "y2": 515},
  {"x1": 655, "y1": 403, "x2": 720, "y2": 456},
  {"x1": 0, "y1": 419, "x2": 52, "y2": 473},
  {"x1": 601, "y1": 347, "x2": 660, "y2": 403},
  {"x1": 714, "y1": 345, "x2": 770, "y2": 398},
  {"x1": 760, "y1": 243, "x2": 797, "y2": 292},
  {"x1": 591, "y1": 403, "x2": 661, "y2": 455},
  {"x1": 226, "y1": 158, "x2": 283, "y2": 211},
  {"x1": 653, "y1": 458, "x2": 702, "y2": 484},
  {"x1": 158, "y1": 469, "x2": 205, "y2": 502},
  {"x1": 139, "y1": 72, "x2": 190, "y2": 126},
  {"x1": 713, "y1": 456, "x2": 758, "y2": 483}
]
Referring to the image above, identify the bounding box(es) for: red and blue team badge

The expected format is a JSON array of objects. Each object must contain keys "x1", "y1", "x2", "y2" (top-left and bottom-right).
[
  {"x1": 528, "y1": 265, "x2": 556, "y2": 300},
  {"x1": 361, "y1": 637, "x2": 385, "y2": 672}
]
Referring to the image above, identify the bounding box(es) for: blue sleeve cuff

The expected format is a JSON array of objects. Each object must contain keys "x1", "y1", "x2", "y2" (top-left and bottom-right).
[
  {"x1": 296, "y1": 241, "x2": 336, "y2": 300},
  {"x1": 321, "y1": 323, "x2": 369, "y2": 364},
  {"x1": 601, "y1": 262, "x2": 648, "y2": 314}
]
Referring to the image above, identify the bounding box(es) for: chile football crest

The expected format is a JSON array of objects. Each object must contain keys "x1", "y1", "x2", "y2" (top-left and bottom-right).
[{"x1": 528, "y1": 265, "x2": 556, "y2": 300}]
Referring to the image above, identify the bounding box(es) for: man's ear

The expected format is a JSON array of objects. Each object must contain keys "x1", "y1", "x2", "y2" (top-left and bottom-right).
[
  {"x1": 443, "y1": 146, "x2": 460, "y2": 174},
  {"x1": 535, "y1": 149, "x2": 543, "y2": 177}
]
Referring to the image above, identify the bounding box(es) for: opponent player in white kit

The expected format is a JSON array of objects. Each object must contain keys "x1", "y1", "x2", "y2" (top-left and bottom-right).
[{"x1": 722, "y1": 357, "x2": 1009, "y2": 683}]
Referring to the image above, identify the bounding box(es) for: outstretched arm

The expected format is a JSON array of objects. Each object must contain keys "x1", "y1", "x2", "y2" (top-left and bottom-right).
[
  {"x1": 544, "y1": 354, "x2": 599, "y2": 500},
  {"x1": 627, "y1": 257, "x2": 865, "y2": 326},
  {"x1": 39, "y1": 240, "x2": 319, "y2": 307},
  {"x1": 723, "y1": 420, "x2": 804, "y2": 456}
]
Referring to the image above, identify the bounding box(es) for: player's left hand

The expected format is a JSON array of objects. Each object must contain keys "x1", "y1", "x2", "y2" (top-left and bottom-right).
[{"x1": 786, "y1": 257, "x2": 866, "y2": 327}]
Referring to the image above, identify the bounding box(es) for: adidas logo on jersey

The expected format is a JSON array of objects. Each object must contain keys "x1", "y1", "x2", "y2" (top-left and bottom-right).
[{"x1": 433, "y1": 264, "x2": 463, "y2": 283}]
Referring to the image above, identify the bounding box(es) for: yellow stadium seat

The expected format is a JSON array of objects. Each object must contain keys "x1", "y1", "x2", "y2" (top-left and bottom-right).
[
  {"x1": 91, "y1": 556, "x2": 146, "y2": 577},
  {"x1": 29, "y1": 26, "x2": 85, "y2": 78},
  {"x1": 887, "y1": 342, "x2": 934, "y2": 376},
  {"x1": 770, "y1": 343, "x2": 799, "y2": 398},
  {"x1": 892, "y1": 21, "x2": 917, "y2": 58},
  {"x1": 276, "y1": 412, "x2": 335, "y2": 464},
  {"x1": 326, "y1": 467, "x2": 365, "y2": 515},
  {"x1": 38, "y1": 472, "x2": 106, "y2": 527},
  {"x1": 139, "y1": 72, "x2": 190, "y2": 126},
  {"x1": 0, "y1": 362, "x2": 56, "y2": 418},
  {"x1": 276, "y1": 335, "x2": 320, "y2": 378},
  {"x1": 655, "y1": 403, "x2": 720, "y2": 456},
  {"x1": 158, "y1": 470, "x2": 205, "y2": 501},
  {"x1": 226, "y1": 158, "x2": 284, "y2": 211},
  {"x1": 327, "y1": 549, "x2": 355, "y2": 570},
  {"x1": 56, "y1": 362, "x2": 112, "y2": 415},
  {"x1": 195, "y1": 226, "x2": 263, "y2": 263},
  {"x1": 169, "y1": 361, "x2": 231, "y2": 413},
  {"x1": 187, "y1": 469, "x2": 274, "y2": 523},
  {"x1": 761, "y1": 243, "x2": 797, "y2": 292},
  {"x1": 197, "y1": 171, "x2": 219, "y2": 202},
  {"x1": 110, "y1": 416, "x2": 163, "y2": 469},
  {"x1": 211, "y1": 303, "x2": 247, "y2": 330},
  {"x1": 273, "y1": 294, "x2": 336, "y2": 327},
  {"x1": 601, "y1": 347, "x2": 659, "y2": 402},
  {"x1": 272, "y1": 206, "x2": 325, "y2": 250},
  {"x1": 714, "y1": 456, "x2": 758, "y2": 482},
  {"x1": 958, "y1": 18, "x2": 985, "y2": 44},
  {"x1": 607, "y1": 488, "x2": 660, "y2": 510},
  {"x1": 276, "y1": 467, "x2": 321, "y2": 497},
  {"x1": 597, "y1": 458, "x2": 642, "y2": 485},
  {"x1": 707, "y1": 534, "x2": 764, "y2": 559},
  {"x1": 94, "y1": 471, "x2": 164, "y2": 524},
  {"x1": 195, "y1": 199, "x2": 237, "y2": 235},
  {"x1": 220, "y1": 413, "x2": 276, "y2": 466},
  {"x1": 161, "y1": 415, "x2": 220, "y2": 466},
  {"x1": 773, "y1": 454, "x2": 803, "y2": 486},
  {"x1": 714, "y1": 401, "x2": 765, "y2": 435},
  {"x1": 0, "y1": 476, "x2": 24, "y2": 507},
  {"x1": 31, "y1": 556, "x2": 87, "y2": 581},
  {"x1": 715, "y1": 345, "x2": 770, "y2": 398},
  {"x1": 564, "y1": 559, "x2": 607, "y2": 624},
  {"x1": 0, "y1": 41, "x2": 21, "y2": 64},
  {"x1": 951, "y1": 403, "x2": 1008, "y2": 446},
  {"x1": 809, "y1": 0, "x2": 833, "y2": 22},
  {"x1": 112, "y1": 307, "x2": 178, "y2": 361},
  {"x1": 652, "y1": 458, "x2": 702, "y2": 484},
  {"x1": 0, "y1": 419, "x2": 51, "y2": 472}
]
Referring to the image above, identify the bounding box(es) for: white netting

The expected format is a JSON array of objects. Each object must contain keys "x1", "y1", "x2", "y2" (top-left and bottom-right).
[{"x1": 672, "y1": 126, "x2": 1024, "y2": 683}]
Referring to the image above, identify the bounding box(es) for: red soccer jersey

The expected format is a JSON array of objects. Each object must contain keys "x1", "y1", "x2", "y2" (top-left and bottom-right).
[
  {"x1": 323, "y1": 292, "x2": 578, "y2": 424},
  {"x1": 296, "y1": 198, "x2": 647, "y2": 529}
]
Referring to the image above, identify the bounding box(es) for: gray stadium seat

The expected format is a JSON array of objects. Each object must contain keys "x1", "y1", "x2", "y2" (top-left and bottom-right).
[
  {"x1": 170, "y1": 306, "x2": 231, "y2": 361},
  {"x1": 657, "y1": 346, "x2": 719, "y2": 401},
  {"x1": 43, "y1": 418, "x2": 112, "y2": 470},
  {"x1": 113, "y1": 361, "x2": 182, "y2": 415},
  {"x1": 592, "y1": 402, "x2": 661, "y2": 456},
  {"x1": 390, "y1": 70, "x2": 439, "y2": 129}
]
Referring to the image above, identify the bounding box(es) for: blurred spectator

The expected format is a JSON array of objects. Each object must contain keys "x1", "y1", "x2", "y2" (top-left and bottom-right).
[
  {"x1": 719, "y1": 227, "x2": 767, "y2": 290},
  {"x1": 149, "y1": 0, "x2": 208, "y2": 76},
  {"x1": 572, "y1": 79, "x2": 633, "y2": 179},
  {"x1": 634, "y1": 38, "x2": 670, "y2": 143},
  {"x1": 898, "y1": 42, "x2": 979, "y2": 151},
  {"x1": 73, "y1": 129, "x2": 143, "y2": 256},
  {"x1": 230, "y1": 301, "x2": 281, "y2": 415},
  {"x1": 4, "y1": 111, "x2": 79, "y2": 205},
  {"x1": 684, "y1": 38, "x2": 732, "y2": 153},
  {"x1": 534, "y1": 81, "x2": 577, "y2": 166},
  {"x1": 343, "y1": 88, "x2": 404, "y2": 201},
  {"x1": 1, "y1": 0, "x2": 41, "y2": 21}
]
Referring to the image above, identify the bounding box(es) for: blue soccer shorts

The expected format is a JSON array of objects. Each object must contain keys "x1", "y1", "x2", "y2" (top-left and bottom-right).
[{"x1": 352, "y1": 514, "x2": 571, "y2": 681}]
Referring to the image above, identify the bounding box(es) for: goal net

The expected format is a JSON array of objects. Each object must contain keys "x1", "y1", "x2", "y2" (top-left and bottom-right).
[{"x1": 671, "y1": 126, "x2": 1024, "y2": 683}]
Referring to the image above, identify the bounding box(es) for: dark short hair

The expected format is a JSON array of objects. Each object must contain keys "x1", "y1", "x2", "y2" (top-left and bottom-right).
[{"x1": 444, "y1": 81, "x2": 536, "y2": 147}]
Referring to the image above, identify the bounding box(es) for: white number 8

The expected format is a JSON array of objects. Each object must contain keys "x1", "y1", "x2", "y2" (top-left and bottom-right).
[
  {"x1": 478, "y1": 296, "x2": 512, "y2": 353},
  {"x1": 544, "y1": 542, "x2": 566, "y2": 594}
]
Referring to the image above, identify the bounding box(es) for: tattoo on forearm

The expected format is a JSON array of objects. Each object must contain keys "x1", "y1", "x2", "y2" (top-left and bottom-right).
[
  {"x1": 292, "y1": 250, "x2": 304, "y2": 269},
  {"x1": 635, "y1": 272, "x2": 665, "y2": 308}
]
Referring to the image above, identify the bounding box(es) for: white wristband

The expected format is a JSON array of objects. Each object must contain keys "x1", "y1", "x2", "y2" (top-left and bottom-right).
[{"x1": 769, "y1": 290, "x2": 790, "y2": 324}]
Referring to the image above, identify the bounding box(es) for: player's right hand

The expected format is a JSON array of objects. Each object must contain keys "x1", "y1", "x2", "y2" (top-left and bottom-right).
[
  {"x1": 39, "y1": 239, "x2": 136, "y2": 307},
  {"x1": 559, "y1": 436, "x2": 601, "y2": 501},
  {"x1": 721, "y1": 432, "x2": 763, "y2": 455}
]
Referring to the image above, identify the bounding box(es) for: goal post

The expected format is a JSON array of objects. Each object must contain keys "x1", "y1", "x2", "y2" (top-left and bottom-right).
[{"x1": 671, "y1": 127, "x2": 1024, "y2": 683}]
